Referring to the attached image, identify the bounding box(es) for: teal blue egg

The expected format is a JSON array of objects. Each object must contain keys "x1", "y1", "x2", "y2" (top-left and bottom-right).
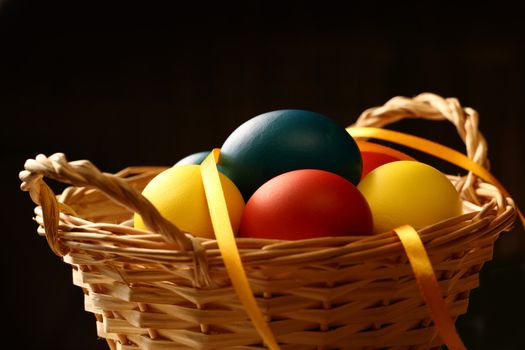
[
  {"x1": 219, "y1": 109, "x2": 362, "y2": 200},
  {"x1": 174, "y1": 151, "x2": 210, "y2": 166}
]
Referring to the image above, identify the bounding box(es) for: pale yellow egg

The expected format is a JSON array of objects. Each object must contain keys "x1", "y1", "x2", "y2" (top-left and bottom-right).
[
  {"x1": 134, "y1": 164, "x2": 245, "y2": 238},
  {"x1": 357, "y1": 160, "x2": 462, "y2": 234}
]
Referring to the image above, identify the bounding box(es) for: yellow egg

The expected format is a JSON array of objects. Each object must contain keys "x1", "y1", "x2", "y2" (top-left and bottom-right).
[
  {"x1": 357, "y1": 160, "x2": 462, "y2": 234},
  {"x1": 134, "y1": 164, "x2": 245, "y2": 238}
]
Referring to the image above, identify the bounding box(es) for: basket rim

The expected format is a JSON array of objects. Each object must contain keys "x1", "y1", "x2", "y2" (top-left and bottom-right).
[{"x1": 33, "y1": 168, "x2": 516, "y2": 268}]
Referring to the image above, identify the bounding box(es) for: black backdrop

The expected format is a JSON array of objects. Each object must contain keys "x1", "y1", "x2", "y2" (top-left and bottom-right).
[{"x1": 2, "y1": 1, "x2": 524, "y2": 349}]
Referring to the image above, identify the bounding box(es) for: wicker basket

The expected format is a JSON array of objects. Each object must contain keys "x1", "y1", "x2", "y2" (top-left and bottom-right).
[{"x1": 20, "y1": 93, "x2": 518, "y2": 350}]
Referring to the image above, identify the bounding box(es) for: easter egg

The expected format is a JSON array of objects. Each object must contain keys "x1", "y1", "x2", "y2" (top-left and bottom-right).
[
  {"x1": 357, "y1": 141, "x2": 415, "y2": 178},
  {"x1": 174, "y1": 151, "x2": 210, "y2": 166},
  {"x1": 134, "y1": 165, "x2": 245, "y2": 239},
  {"x1": 219, "y1": 109, "x2": 362, "y2": 200},
  {"x1": 357, "y1": 160, "x2": 462, "y2": 234},
  {"x1": 239, "y1": 169, "x2": 373, "y2": 240}
]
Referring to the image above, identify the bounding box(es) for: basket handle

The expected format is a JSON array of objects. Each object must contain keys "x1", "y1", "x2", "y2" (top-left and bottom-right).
[
  {"x1": 351, "y1": 92, "x2": 488, "y2": 201},
  {"x1": 19, "y1": 153, "x2": 194, "y2": 254}
]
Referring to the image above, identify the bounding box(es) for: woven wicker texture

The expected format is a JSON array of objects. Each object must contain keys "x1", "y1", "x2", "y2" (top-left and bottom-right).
[{"x1": 20, "y1": 93, "x2": 517, "y2": 350}]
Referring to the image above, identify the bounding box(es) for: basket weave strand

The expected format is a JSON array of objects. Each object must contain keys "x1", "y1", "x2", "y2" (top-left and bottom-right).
[{"x1": 20, "y1": 93, "x2": 517, "y2": 349}]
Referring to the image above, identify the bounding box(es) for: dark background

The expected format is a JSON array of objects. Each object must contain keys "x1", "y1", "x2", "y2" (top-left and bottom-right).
[{"x1": 2, "y1": 1, "x2": 524, "y2": 349}]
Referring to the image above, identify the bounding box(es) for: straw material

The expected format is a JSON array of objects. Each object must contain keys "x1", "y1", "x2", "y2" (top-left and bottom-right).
[{"x1": 20, "y1": 93, "x2": 517, "y2": 349}]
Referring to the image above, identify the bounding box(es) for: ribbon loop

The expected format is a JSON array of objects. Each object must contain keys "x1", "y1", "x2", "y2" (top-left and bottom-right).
[{"x1": 347, "y1": 127, "x2": 524, "y2": 228}]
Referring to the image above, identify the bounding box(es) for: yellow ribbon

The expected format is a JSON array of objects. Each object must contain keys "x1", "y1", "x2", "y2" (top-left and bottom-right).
[
  {"x1": 346, "y1": 127, "x2": 524, "y2": 227},
  {"x1": 347, "y1": 126, "x2": 522, "y2": 350},
  {"x1": 200, "y1": 127, "x2": 520, "y2": 350},
  {"x1": 201, "y1": 149, "x2": 280, "y2": 350},
  {"x1": 394, "y1": 225, "x2": 466, "y2": 350}
]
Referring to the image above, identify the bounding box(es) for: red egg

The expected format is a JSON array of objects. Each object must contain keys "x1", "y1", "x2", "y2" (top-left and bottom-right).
[
  {"x1": 357, "y1": 141, "x2": 415, "y2": 178},
  {"x1": 239, "y1": 169, "x2": 373, "y2": 240}
]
